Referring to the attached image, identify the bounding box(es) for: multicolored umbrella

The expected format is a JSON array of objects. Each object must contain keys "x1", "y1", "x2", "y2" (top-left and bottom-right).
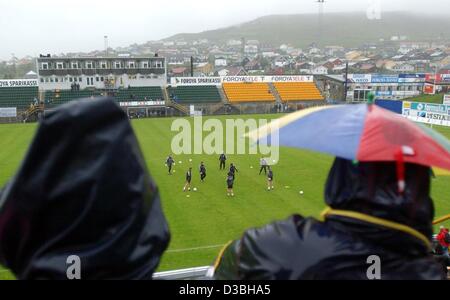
[{"x1": 248, "y1": 103, "x2": 450, "y2": 192}]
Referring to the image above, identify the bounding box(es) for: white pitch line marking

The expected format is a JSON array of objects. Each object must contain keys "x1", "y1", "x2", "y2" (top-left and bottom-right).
[{"x1": 166, "y1": 244, "x2": 225, "y2": 253}]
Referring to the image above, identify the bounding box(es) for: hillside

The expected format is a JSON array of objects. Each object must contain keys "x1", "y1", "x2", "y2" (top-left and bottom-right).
[{"x1": 167, "y1": 12, "x2": 450, "y2": 47}]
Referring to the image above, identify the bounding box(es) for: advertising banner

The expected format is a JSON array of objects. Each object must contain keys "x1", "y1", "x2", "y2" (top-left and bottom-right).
[
  {"x1": 392, "y1": 91, "x2": 421, "y2": 97},
  {"x1": 222, "y1": 76, "x2": 266, "y2": 83},
  {"x1": 441, "y1": 74, "x2": 450, "y2": 83},
  {"x1": 425, "y1": 73, "x2": 442, "y2": 82},
  {"x1": 119, "y1": 101, "x2": 165, "y2": 107},
  {"x1": 402, "y1": 101, "x2": 450, "y2": 127},
  {"x1": 444, "y1": 95, "x2": 450, "y2": 105},
  {"x1": 398, "y1": 74, "x2": 425, "y2": 83},
  {"x1": 170, "y1": 76, "x2": 314, "y2": 86},
  {"x1": 0, "y1": 79, "x2": 39, "y2": 88},
  {"x1": 375, "y1": 91, "x2": 393, "y2": 97},
  {"x1": 424, "y1": 83, "x2": 436, "y2": 95},
  {"x1": 375, "y1": 100, "x2": 403, "y2": 114},
  {"x1": 371, "y1": 75, "x2": 399, "y2": 83},
  {"x1": 267, "y1": 75, "x2": 313, "y2": 83},
  {"x1": 0, "y1": 107, "x2": 17, "y2": 117},
  {"x1": 347, "y1": 74, "x2": 372, "y2": 83},
  {"x1": 170, "y1": 77, "x2": 222, "y2": 86}
]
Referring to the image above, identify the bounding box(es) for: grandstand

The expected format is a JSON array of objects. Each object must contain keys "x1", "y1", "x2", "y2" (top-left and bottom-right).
[
  {"x1": 0, "y1": 86, "x2": 39, "y2": 109},
  {"x1": 223, "y1": 83, "x2": 276, "y2": 103},
  {"x1": 42, "y1": 87, "x2": 164, "y2": 107},
  {"x1": 168, "y1": 86, "x2": 222, "y2": 104},
  {"x1": 45, "y1": 89, "x2": 103, "y2": 107},
  {"x1": 115, "y1": 87, "x2": 164, "y2": 102},
  {"x1": 273, "y1": 82, "x2": 324, "y2": 101},
  {"x1": 0, "y1": 74, "x2": 330, "y2": 122}
]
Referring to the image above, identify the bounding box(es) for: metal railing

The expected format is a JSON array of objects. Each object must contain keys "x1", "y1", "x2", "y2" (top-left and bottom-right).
[{"x1": 153, "y1": 266, "x2": 210, "y2": 280}]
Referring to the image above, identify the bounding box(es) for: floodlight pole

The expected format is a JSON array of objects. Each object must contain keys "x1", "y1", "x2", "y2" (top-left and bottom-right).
[
  {"x1": 317, "y1": 0, "x2": 325, "y2": 47},
  {"x1": 104, "y1": 36, "x2": 109, "y2": 57},
  {"x1": 344, "y1": 62, "x2": 349, "y2": 102},
  {"x1": 433, "y1": 63, "x2": 439, "y2": 95}
]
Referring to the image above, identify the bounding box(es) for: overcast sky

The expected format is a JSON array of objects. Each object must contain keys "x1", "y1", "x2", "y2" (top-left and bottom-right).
[{"x1": 0, "y1": 0, "x2": 449, "y2": 60}]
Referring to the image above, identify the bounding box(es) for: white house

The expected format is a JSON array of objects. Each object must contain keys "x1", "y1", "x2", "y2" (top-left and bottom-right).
[
  {"x1": 279, "y1": 44, "x2": 289, "y2": 51},
  {"x1": 309, "y1": 47, "x2": 321, "y2": 55},
  {"x1": 217, "y1": 69, "x2": 230, "y2": 77},
  {"x1": 273, "y1": 56, "x2": 291, "y2": 68},
  {"x1": 244, "y1": 45, "x2": 258, "y2": 57},
  {"x1": 311, "y1": 65, "x2": 329, "y2": 75},
  {"x1": 214, "y1": 58, "x2": 227, "y2": 67},
  {"x1": 247, "y1": 40, "x2": 260, "y2": 46},
  {"x1": 390, "y1": 63, "x2": 415, "y2": 73},
  {"x1": 227, "y1": 39, "x2": 242, "y2": 46},
  {"x1": 262, "y1": 52, "x2": 278, "y2": 58}
]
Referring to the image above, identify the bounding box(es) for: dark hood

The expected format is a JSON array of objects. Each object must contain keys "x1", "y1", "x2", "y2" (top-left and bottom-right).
[
  {"x1": 324, "y1": 158, "x2": 434, "y2": 243},
  {"x1": 0, "y1": 98, "x2": 170, "y2": 279}
]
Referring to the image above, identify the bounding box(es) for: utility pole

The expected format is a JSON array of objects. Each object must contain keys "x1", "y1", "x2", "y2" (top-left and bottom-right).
[
  {"x1": 433, "y1": 62, "x2": 440, "y2": 95},
  {"x1": 104, "y1": 36, "x2": 109, "y2": 56},
  {"x1": 344, "y1": 61, "x2": 349, "y2": 102},
  {"x1": 317, "y1": 0, "x2": 325, "y2": 47},
  {"x1": 11, "y1": 53, "x2": 17, "y2": 78}
]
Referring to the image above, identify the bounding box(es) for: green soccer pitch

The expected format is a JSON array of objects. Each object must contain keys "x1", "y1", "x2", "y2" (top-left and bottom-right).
[{"x1": 1, "y1": 114, "x2": 450, "y2": 280}]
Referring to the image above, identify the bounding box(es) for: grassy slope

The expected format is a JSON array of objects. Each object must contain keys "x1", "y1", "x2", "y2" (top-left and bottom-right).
[
  {"x1": 405, "y1": 94, "x2": 445, "y2": 104},
  {"x1": 0, "y1": 116, "x2": 450, "y2": 279},
  {"x1": 167, "y1": 12, "x2": 450, "y2": 47}
]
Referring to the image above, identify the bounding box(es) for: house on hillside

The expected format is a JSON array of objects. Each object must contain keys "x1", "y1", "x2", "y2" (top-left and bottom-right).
[
  {"x1": 195, "y1": 63, "x2": 213, "y2": 75},
  {"x1": 296, "y1": 62, "x2": 315, "y2": 74},
  {"x1": 244, "y1": 59, "x2": 262, "y2": 71},
  {"x1": 324, "y1": 46, "x2": 345, "y2": 57},
  {"x1": 267, "y1": 67, "x2": 284, "y2": 75},
  {"x1": 345, "y1": 51, "x2": 363, "y2": 61},
  {"x1": 214, "y1": 57, "x2": 227, "y2": 67},
  {"x1": 354, "y1": 63, "x2": 376, "y2": 73},
  {"x1": 273, "y1": 56, "x2": 291, "y2": 68},
  {"x1": 311, "y1": 65, "x2": 328, "y2": 75},
  {"x1": 167, "y1": 55, "x2": 190, "y2": 65},
  {"x1": 170, "y1": 67, "x2": 190, "y2": 77},
  {"x1": 216, "y1": 67, "x2": 247, "y2": 77},
  {"x1": 390, "y1": 63, "x2": 415, "y2": 73},
  {"x1": 322, "y1": 61, "x2": 335, "y2": 71}
]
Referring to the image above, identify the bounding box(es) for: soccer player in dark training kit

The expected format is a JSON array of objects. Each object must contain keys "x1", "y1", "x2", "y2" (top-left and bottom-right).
[
  {"x1": 166, "y1": 155, "x2": 175, "y2": 175},
  {"x1": 183, "y1": 167, "x2": 192, "y2": 192},
  {"x1": 199, "y1": 162, "x2": 207, "y2": 182},
  {"x1": 227, "y1": 172, "x2": 235, "y2": 197},
  {"x1": 259, "y1": 157, "x2": 268, "y2": 175},
  {"x1": 267, "y1": 166, "x2": 274, "y2": 191},
  {"x1": 229, "y1": 163, "x2": 238, "y2": 179},
  {"x1": 219, "y1": 153, "x2": 227, "y2": 170}
]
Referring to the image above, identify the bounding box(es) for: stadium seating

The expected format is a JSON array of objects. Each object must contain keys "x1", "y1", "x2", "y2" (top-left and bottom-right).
[
  {"x1": 44, "y1": 87, "x2": 164, "y2": 107},
  {"x1": 223, "y1": 83, "x2": 275, "y2": 103},
  {"x1": 45, "y1": 90, "x2": 103, "y2": 106},
  {"x1": 0, "y1": 87, "x2": 39, "y2": 108},
  {"x1": 115, "y1": 87, "x2": 164, "y2": 102},
  {"x1": 273, "y1": 82, "x2": 324, "y2": 101},
  {"x1": 168, "y1": 86, "x2": 222, "y2": 104}
]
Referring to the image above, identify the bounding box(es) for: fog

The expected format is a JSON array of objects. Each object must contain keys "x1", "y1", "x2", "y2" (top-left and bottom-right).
[{"x1": 0, "y1": 0, "x2": 449, "y2": 60}]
